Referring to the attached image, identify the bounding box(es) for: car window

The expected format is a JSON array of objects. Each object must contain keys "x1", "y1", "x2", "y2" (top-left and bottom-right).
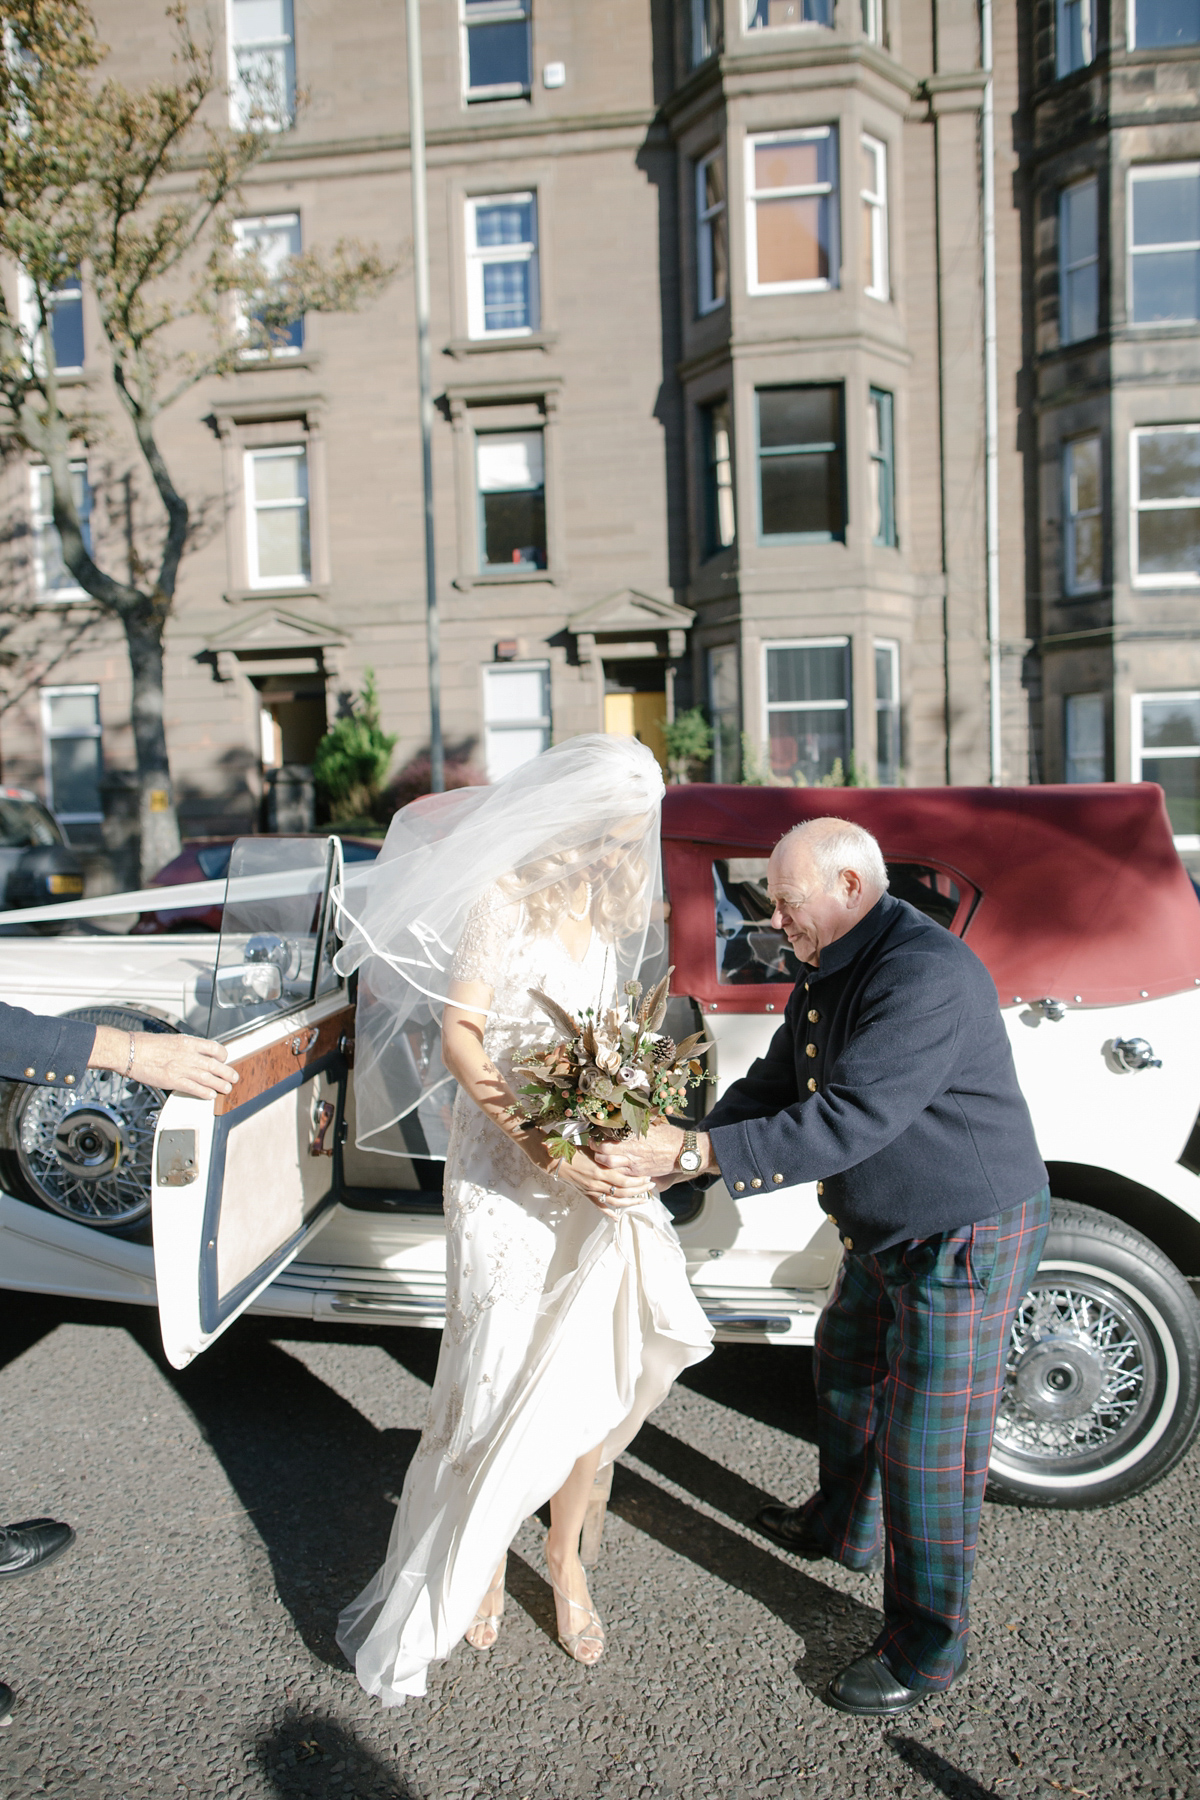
[
  {"x1": 206, "y1": 837, "x2": 341, "y2": 1038},
  {"x1": 0, "y1": 796, "x2": 62, "y2": 849},
  {"x1": 713, "y1": 855, "x2": 966, "y2": 986}
]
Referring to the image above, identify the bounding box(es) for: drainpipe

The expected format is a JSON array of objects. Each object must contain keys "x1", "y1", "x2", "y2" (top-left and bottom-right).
[{"x1": 981, "y1": 0, "x2": 1002, "y2": 785}]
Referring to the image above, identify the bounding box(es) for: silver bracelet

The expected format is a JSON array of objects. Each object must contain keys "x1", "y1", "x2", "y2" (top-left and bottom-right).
[{"x1": 125, "y1": 1033, "x2": 136, "y2": 1079}]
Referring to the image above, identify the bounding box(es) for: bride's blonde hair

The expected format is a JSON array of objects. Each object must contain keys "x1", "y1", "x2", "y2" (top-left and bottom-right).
[{"x1": 500, "y1": 838, "x2": 652, "y2": 941}]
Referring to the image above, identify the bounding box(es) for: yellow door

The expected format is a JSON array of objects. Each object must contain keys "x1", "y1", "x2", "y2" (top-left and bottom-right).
[{"x1": 604, "y1": 691, "x2": 668, "y2": 775}]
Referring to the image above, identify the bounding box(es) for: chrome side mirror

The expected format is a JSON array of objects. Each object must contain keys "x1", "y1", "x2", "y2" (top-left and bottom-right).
[{"x1": 214, "y1": 961, "x2": 284, "y2": 1008}]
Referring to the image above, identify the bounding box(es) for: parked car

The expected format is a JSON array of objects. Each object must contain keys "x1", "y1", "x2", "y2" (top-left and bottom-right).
[
  {"x1": 0, "y1": 787, "x2": 84, "y2": 912},
  {"x1": 131, "y1": 835, "x2": 382, "y2": 933},
  {"x1": 1, "y1": 787, "x2": 1199, "y2": 1515}
]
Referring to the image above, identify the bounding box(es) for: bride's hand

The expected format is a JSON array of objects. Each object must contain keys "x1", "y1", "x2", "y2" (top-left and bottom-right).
[{"x1": 541, "y1": 1143, "x2": 649, "y2": 1214}]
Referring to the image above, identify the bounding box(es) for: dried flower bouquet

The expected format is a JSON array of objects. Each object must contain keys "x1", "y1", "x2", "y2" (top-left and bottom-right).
[{"x1": 510, "y1": 970, "x2": 713, "y2": 1164}]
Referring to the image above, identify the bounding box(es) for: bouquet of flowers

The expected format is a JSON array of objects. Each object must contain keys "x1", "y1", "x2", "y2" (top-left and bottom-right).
[{"x1": 509, "y1": 969, "x2": 713, "y2": 1163}]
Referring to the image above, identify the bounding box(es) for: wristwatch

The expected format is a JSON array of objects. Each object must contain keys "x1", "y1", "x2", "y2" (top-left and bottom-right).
[{"x1": 677, "y1": 1128, "x2": 703, "y2": 1175}]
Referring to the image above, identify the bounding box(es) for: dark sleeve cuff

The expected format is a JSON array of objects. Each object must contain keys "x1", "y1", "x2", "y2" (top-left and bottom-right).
[{"x1": 707, "y1": 1118, "x2": 790, "y2": 1196}]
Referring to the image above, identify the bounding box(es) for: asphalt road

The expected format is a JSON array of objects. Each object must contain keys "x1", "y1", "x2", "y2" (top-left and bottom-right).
[{"x1": 1, "y1": 1293, "x2": 1196, "y2": 1800}]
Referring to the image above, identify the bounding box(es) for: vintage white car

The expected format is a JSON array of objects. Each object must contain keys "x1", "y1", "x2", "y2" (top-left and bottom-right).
[{"x1": 1, "y1": 787, "x2": 1198, "y2": 1516}]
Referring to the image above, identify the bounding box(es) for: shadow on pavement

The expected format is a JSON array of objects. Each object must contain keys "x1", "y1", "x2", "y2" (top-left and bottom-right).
[
  {"x1": 253, "y1": 1713, "x2": 419, "y2": 1799},
  {"x1": 885, "y1": 1734, "x2": 1007, "y2": 1800},
  {"x1": 678, "y1": 1342, "x2": 820, "y2": 1442},
  {"x1": 129, "y1": 1314, "x2": 419, "y2": 1669},
  {"x1": 608, "y1": 1461, "x2": 881, "y2": 1696},
  {"x1": 0, "y1": 1291, "x2": 98, "y2": 1375},
  {"x1": 627, "y1": 1418, "x2": 778, "y2": 1525}
]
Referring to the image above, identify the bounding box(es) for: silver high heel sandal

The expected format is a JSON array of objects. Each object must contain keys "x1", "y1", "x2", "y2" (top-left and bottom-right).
[
  {"x1": 550, "y1": 1576, "x2": 605, "y2": 1666},
  {"x1": 465, "y1": 1564, "x2": 507, "y2": 1650}
]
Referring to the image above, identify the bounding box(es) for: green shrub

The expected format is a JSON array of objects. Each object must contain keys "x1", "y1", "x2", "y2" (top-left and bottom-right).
[
  {"x1": 663, "y1": 707, "x2": 712, "y2": 784},
  {"x1": 313, "y1": 670, "x2": 398, "y2": 823}
]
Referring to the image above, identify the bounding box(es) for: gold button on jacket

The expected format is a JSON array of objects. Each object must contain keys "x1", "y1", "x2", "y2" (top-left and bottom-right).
[
  {"x1": 750, "y1": 1177, "x2": 762, "y2": 1188},
  {"x1": 23, "y1": 1066, "x2": 33, "y2": 1078},
  {"x1": 733, "y1": 1180, "x2": 745, "y2": 1192},
  {"x1": 772, "y1": 1172, "x2": 784, "y2": 1183},
  {"x1": 64, "y1": 1074, "x2": 75, "y2": 1086},
  {"x1": 816, "y1": 1180, "x2": 824, "y2": 1194},
  {"x1": 45, "y1": 1071, "x2": 55, "y2": 1081},
  {"x1": 808, "y1": 1009, "x2": 820, "y2": 1024},
  {"x1": 805, "y1": 1043, "x2": 818, "y2": 1059},
  {"x1": 844, "y1": 1237, "x2": 854, "y2": 1251},
  {"x1": 807, "y1": 1077, "x2": 818, "y2": 1092}
]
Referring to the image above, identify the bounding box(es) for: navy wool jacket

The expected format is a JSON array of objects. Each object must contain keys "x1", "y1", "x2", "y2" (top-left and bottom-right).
[
  {"x1": 700, "y1": 892, "x2": 1047, "y2": 1256},
  {"x1": 0, "y1": 1001, "x2": 96, "y2": 1088}
]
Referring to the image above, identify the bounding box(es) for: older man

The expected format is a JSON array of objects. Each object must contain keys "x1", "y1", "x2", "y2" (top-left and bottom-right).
[
  {"x1": 598, "y1": 816, "x2": 1049, "y2": 1718},
  {"x1": 0, "y1": 1003, "x2": 236, "y2": 1725}
]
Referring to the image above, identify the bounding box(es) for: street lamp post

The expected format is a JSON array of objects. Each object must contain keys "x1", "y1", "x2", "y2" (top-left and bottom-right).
[{"x1": 404, "y1": 0, "x2": 444, "y2": 793}]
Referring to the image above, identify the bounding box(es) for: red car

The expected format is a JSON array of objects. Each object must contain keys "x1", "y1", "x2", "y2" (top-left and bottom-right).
[{"x1": 131, "y1": 835, "x2": 382, "y2": 933}]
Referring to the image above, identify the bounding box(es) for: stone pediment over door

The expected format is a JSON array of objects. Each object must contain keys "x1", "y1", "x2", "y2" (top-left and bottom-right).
[
  {"x1": 203, "y1": 606, "x2": 350, "y2": 682},
  {"x1": 565, "y1": 589, "x2": 695, "y2": 665}
]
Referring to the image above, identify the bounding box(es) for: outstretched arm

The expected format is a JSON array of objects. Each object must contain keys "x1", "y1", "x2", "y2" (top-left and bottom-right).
[{"x1": 88, "y1": 1026, "x2": 237, "y2": 1101}]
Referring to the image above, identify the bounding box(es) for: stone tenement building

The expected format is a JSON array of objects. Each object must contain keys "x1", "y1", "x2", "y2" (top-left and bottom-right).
[{"x1": 3, "y1": 1, "x2": 1200, "y2": 853}]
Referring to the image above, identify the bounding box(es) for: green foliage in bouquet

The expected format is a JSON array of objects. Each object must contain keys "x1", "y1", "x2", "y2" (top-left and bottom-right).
[
  {"x1": 313, "y1": 670, "x2": 398, "y2": 825},
  {"x1": 509, "y1": 970, "x2": 714, "y2": 1163}
]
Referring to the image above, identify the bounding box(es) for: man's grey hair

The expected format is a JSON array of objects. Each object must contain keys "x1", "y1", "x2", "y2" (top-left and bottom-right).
[{"x1": 775, "y1": 817, "x2": 889, "y2": 895}]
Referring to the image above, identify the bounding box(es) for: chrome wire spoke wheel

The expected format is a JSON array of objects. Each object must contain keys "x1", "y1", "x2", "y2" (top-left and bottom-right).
[
  {"x1": 13, "y1": 1066, "x2": 164, "y2": 1230},
  {"x1": 994, "y1": 1278, "x2": 1155, "y2": 1470}
]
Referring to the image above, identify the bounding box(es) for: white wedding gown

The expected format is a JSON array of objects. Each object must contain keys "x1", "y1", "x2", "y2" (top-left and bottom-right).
[{"x1": 336, "y1": 898, "x2": 714, "y2": 1704}]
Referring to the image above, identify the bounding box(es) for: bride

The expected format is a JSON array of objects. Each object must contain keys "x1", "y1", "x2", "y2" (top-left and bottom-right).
[{"x1": 332, "y1": 734, "x2": 713, "y2": 1705}]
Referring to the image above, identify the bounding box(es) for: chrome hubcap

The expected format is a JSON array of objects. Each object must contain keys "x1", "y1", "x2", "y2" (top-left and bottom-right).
[
  {"x1": 994, "y1": 1279, "x2": 1153, "y2": 1465},
  {"x1": 16, "y1": 1069, "x2": 162, "y2": 1228},
  {"x1": 53, "y1": 1106, "x2": 127, "y2": 1180}
]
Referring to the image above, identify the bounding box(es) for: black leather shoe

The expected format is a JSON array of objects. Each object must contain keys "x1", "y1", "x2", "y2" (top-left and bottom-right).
[
  {"x1": 0, "y1": 1519, "x2": 75, "y2": 1581},
  {"x1": 826, "y1": 1649, "x2": 968, "y2": 1717},
  {"x1": 0, "y1": 1681, "x2": 14, "y2": 1725},
  {"x1": 755, "y1": 1504, "x2": 883, "y2": 1575}
]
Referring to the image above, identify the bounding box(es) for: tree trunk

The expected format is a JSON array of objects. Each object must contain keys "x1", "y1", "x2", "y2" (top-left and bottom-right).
[{"x1": 124, "y1": 610, "x2": 182, "y2": 885}]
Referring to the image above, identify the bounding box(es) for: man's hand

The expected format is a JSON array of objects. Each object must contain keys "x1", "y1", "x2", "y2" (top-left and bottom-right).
[
  {"x1": 594, "y1": 1120, "x2": 715, "y2": 1186},
  {"x1": 89, "y1": 1026, "x2": 238, "y2": 1101}
]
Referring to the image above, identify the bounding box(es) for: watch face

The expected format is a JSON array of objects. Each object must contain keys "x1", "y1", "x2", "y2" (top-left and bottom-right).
[{"x1": 679, "y1": 1149, "x2": 702, "y2": 1172}]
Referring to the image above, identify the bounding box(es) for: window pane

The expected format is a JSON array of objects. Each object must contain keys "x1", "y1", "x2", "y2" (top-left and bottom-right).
[
  {"x1": 1072, "y1": 513, "x2": 1103, "y2": 586},
  {"x1": 477, "y1": 432, "x2": 544, "y2": 492},
  {"x1": 768, "y1": 707, "x2": 849, "y2": 783},
  {"x1": 1138, "y1": 430, "x2": 1200, "y2": 501},
  {"x1": 487, "y1": 725, "x2": 548, "y2": 782},
  {"x1": 482, "y1": 490, "x2": 546, "y2": 568},
  {"x1": 482, "y1": 261, "x2": 531, "y2": 331},
  {"x1": 1142, "y1": 755, "x2": 1200, "y2": 836},
  {"x1": 484, "y1": 667, "x2": 547, "y2": 723},
  {"x1": 1070, "y1": 435, "x2": 1101, "y2": 510},
  {"x1": 49, "y1": 736, "x2": 101, "y2": 816},
  {"x1": 1138, "y1": 506, "x2": 1200, "y2": 576},
  {"x1": 1065, "y1": 692, "x2": 1104, "y2": 782},
  {"x1": 755, "y1": 195, "x2": 828, "y2": 285},
  {"x1": 704, "y1": 156, "x2": 726, "y2": 212},
  {"x1": 1064, "y1": 262, "x2": 1098, "y2": 341},
  {"x1": 1132, "y1": 248, "x2": 1200, "y2": 323},
  {"x1": 875, "y1": 643, "x2": 895, "y2": 703},
  {"x1": 1133, "y1": 173, "x2": 1200, "y2": 247},
  {"x1": 253, "y1": 451, "x2": 306, "y2": 503},
  {"x1": 47, "y1": 692, "x2": 98, "y2": 732},
  {"x1": 760, "y1": 451, "x2": 841, "y2": 536},
  {"x1": 467, "y1": 19, "x2": 530, "y2": 88},
  {"x1": 767, "y1": 644, "x2": 847, "y2": 704},
  {"x1": 759, "y1": 385, "x2": 838, "y2": 449},
  {"x1": 754, "y1": 137, "x2": 830, "y2": 192},
  {"x1": 1064, "y1": 179, "x2": 1098, "y2": 263},
  {"x1": 49, "y1": 293, "x2": 83, "y2": 369},
  {"x1": 1134, "y1": 0, "x2": 1200, "y2": 48},
  {"x1": 475, "y1": 200, "x2": 533, "y2": 247},
  {"x1": 232, "y1": 0, "x2": 292, "y2": 39},
  {"x1": 1141, "y1": 697, "x2": 1200, "y2": 747},
  {"x1": 256, "y1": 505, "x2": 310, "y2": 580}
]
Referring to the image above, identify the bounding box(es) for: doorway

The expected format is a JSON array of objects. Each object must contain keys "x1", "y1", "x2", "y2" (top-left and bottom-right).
[
  {"x1": 603, "y1": 660, "x2": 668, "y2": 775},
  {"x1": 255, "y1": 675, "x2": 328, "y2": 771}
]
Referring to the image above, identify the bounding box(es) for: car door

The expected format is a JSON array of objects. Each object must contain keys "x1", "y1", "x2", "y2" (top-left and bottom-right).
[{"x1": 151, "y1": 836, "x2": 351, "y2": 1369}]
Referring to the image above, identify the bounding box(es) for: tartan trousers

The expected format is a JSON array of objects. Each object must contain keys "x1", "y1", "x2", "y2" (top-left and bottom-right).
[{"x1": 802, "y1": 1187, "x2": 1051, "y2": 1691}]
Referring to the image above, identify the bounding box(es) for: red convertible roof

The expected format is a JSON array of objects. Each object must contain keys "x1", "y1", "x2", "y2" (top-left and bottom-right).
[{"x1": 661, "y1": 783, "x2": 1200, "y2": 1010}]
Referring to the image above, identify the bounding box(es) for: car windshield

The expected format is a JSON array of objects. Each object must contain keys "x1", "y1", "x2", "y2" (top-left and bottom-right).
[
  {"x1": 206, "y1": 837, "x2": 341, "y2": 1038},
  {"x1": 0, "y1": 796, "x2": 62, "y2": 849}
]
